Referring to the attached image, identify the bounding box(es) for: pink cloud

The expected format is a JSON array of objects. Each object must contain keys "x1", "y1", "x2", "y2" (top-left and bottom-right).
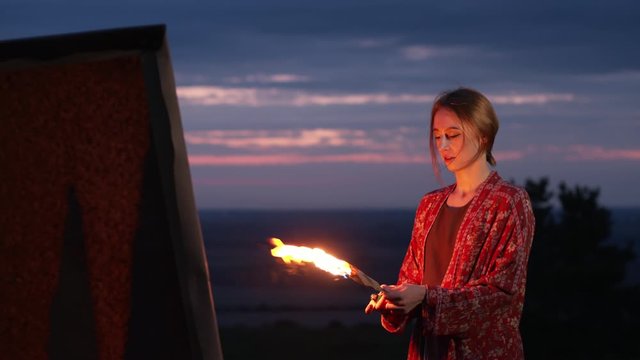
[
  {"x1": 493, "y1": 150, "x2": 527, "y2": 161},
  {"x1": 289, "y1": 93, "x2": 434, "y2": 106},
  {"x1": 225, "y1": 73, "x2": 310, "y2": 84},
  {"x1": 188, "y1": 153, "x2": 427, "y2": 166},
  {"x1": 565, "y1": 145, "x2": 640, "y2": 161},
  {"x1": 177, "y1": 86, "x2": 575, "y2": 107},
  {"x1": 184, "y1": 128, "x2": 413, "y2": 151},
  {"x1": 508, "y1": 144, "x2": 640, "y2": 161},
  {"x1": 177, "y1": 86, "x2": 260, "y2": 106},
  {"x1": 489, "y1": 93, "x2": 575, "y2": 105},
  {"x1": 400, "y1": 45, "x2": 469, "y2": 61},
  {"x1": 192, "y1": 177, "x2": 341, "y2": 187},
  {"x1": 354, "y1": 37, "x2": 398, "y2": 48},
  {"x1": 193, "y1": 177, "x2": 297, "y2": 186}
]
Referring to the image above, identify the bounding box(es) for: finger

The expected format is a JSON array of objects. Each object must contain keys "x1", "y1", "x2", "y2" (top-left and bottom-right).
[
  {"x1": 364, "y1": 301, "x2": 375, "y2": 314},
  {"x1": 386, "y1": 299, "x2": 404, "y2": 307},
  {"x1": 374, "y1": 295, "x2": 386, "y2": 311},
  {"x1": 380, "y1": 284, "x2": 395, "y2": 293},
  {"x1": 383, "y1": 290, "x2": 403, "y2": 302},
  {"x1": 384, "y1": 302, "x2": 409, "y2": 315},
  {"x1": 384, "y1": 302, "x2": 402, "y2": 310},
  {"x1": 365, "y1": 292, "x2": 382, "y2": 314}
]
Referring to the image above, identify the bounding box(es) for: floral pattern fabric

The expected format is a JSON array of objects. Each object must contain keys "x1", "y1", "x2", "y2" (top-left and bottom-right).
[{"x1": 380, "y1": 171, "x2": 535, "y2": 360}]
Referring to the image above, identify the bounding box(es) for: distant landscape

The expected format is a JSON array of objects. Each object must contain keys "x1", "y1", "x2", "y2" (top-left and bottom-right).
[{"x1": 201, "y1": 207, "x2": 640, "y2": 328}]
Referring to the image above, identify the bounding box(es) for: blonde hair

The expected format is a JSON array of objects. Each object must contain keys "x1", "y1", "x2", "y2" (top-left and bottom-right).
[{"x1": 429, "y1": 87, "x2": 499, "y2": 179}]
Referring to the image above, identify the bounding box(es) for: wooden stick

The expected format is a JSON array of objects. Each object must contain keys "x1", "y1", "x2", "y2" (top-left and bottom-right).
[{"x1": 349, "y1": 266, "x2": 382, "y2": 291}]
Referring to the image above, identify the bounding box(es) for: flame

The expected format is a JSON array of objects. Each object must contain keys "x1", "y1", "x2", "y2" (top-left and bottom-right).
[{"x1": 269, "y1": 238, "x2": 352, "y2": 277}]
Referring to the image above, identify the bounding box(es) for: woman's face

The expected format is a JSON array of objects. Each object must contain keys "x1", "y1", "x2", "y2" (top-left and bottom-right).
[{"x1": 432, "y1": 107, "x2": 482, "y2": 172}]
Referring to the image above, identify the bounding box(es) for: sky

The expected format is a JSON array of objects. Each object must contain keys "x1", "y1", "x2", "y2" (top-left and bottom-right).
[{"x1": 2, "y1": 0, "x2": 640, "y2": 209}]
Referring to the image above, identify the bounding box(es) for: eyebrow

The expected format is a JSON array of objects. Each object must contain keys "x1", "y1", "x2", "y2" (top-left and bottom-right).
[{"x1": 432, "y1": 126, "x2": 462, "y2": 132}]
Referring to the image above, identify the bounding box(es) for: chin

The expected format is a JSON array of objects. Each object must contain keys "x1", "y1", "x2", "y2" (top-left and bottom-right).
[
  {"x1": 446, "y1": 160, "x2": 473, "y2": 173},
  {"x1": 444, "y1": 164, "x2": 458, "y2": 172}
]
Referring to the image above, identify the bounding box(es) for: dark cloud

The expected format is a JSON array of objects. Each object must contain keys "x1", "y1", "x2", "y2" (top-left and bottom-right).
[{"x1": 4, "y1": 1, "x2": 638, "y2": 75}]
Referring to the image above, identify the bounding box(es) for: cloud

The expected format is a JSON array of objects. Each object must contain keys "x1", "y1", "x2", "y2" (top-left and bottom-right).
[
  {"x1": 184, "y1": 126, "x2": 640, "y2": 168},
  {"x1": 192, "y1": 177, "x2": 290, "y2": 186},
  {"x1": 578, "y1": 70, "x2": 640, "y2": 83},
  {"x1": 400, "y1": 45, "x2": 470, "y2": 61},
  {"x1": 188, "y1": 153, "x2": 427, "y2": 166},
  {"x1": 177, "y1": 86, "x2": 261, "y2": 106},
  {"x1": 186, "y1": 144, "x2": 640, "y2": 168},
  {"x1": 183, "y1": 127, "x2": 539, "y2": 167},
  {"x1": 489, "y1": 93, "x2": 576, "y2": 105},
  {"x1": 187, "y1": 149, "x2": 530, "y2": 167},
  {"x1": 185, "y1": 128, "x2": 387, "y2": 149},
  {"x1": 564, "y1": 145, "x2": 640, "y2": 161},
  {"x1": 177, "y1": 85, "x2": 576, "y2": 107},
  {"x1": 177, "y1": 86, "x2": 435, "y2": 106},
  {"x1": 185, "y1": 127, "x2": 424, "y2": 166},
  {"x1": 192, "y1": 176, "x2": 340, "y2": 187},
  {"x1": 185, "y1": 129, "x2": 640, "y2": 167},
  {"x1": 494, "y1": 150, "x2": 527, "y2": 161},
  {"x1": 225, "y1": 73, "x2": 310, "y2": 84},
  {"x1": 184, "y1": 128, "x2": 420, "y2": 157},
  {"x1": 513, "y1": 144, "x2": 640, "y2": 161},
  {"x1": 353, "y1": 37, "x2": 399, "y2": 48}
]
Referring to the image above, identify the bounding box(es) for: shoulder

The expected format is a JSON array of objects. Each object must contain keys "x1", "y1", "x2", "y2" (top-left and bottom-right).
[
  {"x1": 412, "y1": 183, "x2": 454, "y2": 214},
  {"x1": 425, "y1": 184, "x2": 454, "y2": 198},
  {"x1": 486, "y1": 173, "x2": 532, "y2": 213},
  {"x1": 494, "y1": 176, "x2": 529, "y2": 200},
  {"x1": 420, "y1": 183, "x2": 454, "y2": 203},
  {"x1": 487, "y1": 174, "x2": 536, "y2": 238}
]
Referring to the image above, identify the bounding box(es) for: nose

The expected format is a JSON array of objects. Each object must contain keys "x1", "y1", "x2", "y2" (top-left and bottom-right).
[{"x1": 438, "y1": 137, "x2": 450, "y2": 150}]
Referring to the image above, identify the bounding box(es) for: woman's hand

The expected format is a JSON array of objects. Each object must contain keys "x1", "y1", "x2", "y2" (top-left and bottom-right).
[
  {"x1": 378, "y1": 283, "x2": 426, "y2": 314},
  {"x1": 364, "y1": 292, "x2": 391, "y2": 315},
  {"x1": 364, "y1": 283, "x2": 426, "y2": 315}
]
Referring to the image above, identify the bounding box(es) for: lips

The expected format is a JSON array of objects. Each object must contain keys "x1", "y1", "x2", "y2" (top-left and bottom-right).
[{"x1": 444, "y1": 156, "x2": 455, "y2": 164}]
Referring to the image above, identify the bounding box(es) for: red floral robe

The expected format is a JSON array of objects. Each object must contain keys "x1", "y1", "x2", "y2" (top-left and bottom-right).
[{"x1": 381, "y1": 171, "x2": 535, "y2": 359}]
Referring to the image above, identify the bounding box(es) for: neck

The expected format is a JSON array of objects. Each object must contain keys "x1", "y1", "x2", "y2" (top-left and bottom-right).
[{"x1": 453, "y1": 157, "x2": 492, "y2": 195}]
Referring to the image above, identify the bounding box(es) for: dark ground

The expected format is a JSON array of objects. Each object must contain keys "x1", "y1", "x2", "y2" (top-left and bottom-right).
[
  {"x1": 219, "y1": 316, "x2": 640, "y2": 360},
  {"x1": 219, "y1": 322, "x2": 410, "y2": 360}
]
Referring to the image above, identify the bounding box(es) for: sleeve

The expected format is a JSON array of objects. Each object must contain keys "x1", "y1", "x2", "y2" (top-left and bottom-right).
[
  {"x1": 380, "y1": 241, "x2": 416, "y2": 333},
  {"x1": 380, "y1": 198, "x2": 429, "y2": 333},
  {"x1": 420, "y1": 191, "x2": 535, "y2": 336}
]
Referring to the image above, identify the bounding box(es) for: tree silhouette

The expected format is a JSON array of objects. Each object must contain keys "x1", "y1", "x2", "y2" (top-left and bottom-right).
[{"x1": 521, "y1": 178, "x2": 638, "y2": 359}]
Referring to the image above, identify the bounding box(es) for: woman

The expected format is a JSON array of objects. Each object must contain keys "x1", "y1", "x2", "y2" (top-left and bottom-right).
[{"x1": 365, "y1": 87, "x2": 535, "y2": 359}]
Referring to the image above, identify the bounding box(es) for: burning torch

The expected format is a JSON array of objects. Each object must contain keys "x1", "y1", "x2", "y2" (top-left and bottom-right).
[{"x1": 269, "y1": 237, "x2": 381, "y2": 292}]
